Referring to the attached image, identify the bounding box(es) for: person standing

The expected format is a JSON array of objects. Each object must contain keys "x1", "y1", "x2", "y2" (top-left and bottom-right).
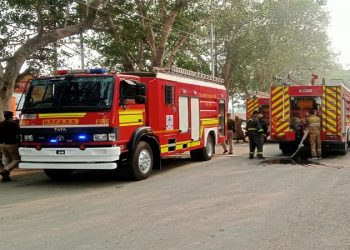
[
  {"x1": 0, "y1": 111, "x2": 20, "y2": 182},
  {"x1": 306, "y1": 110, "x2": 321, "y2": 159},
  {"x1": 222, "y1": 112, "x2": 235, "y2": 154},
  {"x1": 258, "y1": 114, "x2": 268, "y2": 143},
  {"x1": 246, "y1": 110, "x2": 265, "y2": 159},
  {"x1": 234, "y1": 116, "x2": 247, "y2": 143}
]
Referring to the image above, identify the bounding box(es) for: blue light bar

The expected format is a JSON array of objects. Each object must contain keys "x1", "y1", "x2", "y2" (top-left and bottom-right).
[
  {"x1": 50, "y1": 139, "x2": 58, "y2": 143},
  {"x1": 88, "y1": 68, "x2": 108, "y2": 74},
  {"x1": 78, "y1": 135, "x2": 87, "y2": 140}
]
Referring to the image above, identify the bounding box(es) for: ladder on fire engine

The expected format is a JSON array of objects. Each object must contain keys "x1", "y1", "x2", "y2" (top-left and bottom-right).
[
  {"x1": 154, "y1": 66, "x2": 225, "y2": 85},
  {"x1": 273, "y1": 73, "x2": 307, "y2": 86}
]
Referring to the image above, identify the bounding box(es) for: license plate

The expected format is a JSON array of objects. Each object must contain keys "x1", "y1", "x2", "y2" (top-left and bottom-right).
[{"x1": 56, "y1": 150, "x2": 65, "y2": 155}]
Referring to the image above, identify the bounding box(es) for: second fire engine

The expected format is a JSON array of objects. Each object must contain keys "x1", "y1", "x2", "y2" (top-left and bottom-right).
[{"x1": 270, "y1": 81, "x2": 350, "y2": 155}]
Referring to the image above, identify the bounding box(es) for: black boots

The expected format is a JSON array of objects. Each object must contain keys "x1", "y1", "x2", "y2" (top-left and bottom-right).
[
  {"x1": 0, "y1": 170, "x2": 11, "y2": 182},
  {"x1": 257, "y1": 155, "x2": 266, "y2": 159}
]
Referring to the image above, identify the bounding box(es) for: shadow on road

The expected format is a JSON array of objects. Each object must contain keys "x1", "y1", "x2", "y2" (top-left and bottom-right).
[{"x1": 12, "y1": 155, "x2": 197, "y2": 187}]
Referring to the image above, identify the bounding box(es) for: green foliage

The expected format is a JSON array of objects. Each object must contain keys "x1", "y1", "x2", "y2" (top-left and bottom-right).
[
  {"x1": 0, "y1": 0, "x2": 89, "y2": 71},
  {"x1": 0, "y1": 0, "x2": 341, "y2": 97},
  {"x1": 211, "y1": 0, "x2": 336, "y2": 98}
]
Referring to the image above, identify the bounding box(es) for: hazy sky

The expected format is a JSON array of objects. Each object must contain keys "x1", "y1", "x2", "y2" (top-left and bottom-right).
[{"x1": 327, "y1": 0, "x2": 350, "y2": 69}]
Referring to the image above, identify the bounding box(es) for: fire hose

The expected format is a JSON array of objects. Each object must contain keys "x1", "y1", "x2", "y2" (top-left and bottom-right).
[{"x1": 290, "y1": 129, "x2": 309, "y2": 158}]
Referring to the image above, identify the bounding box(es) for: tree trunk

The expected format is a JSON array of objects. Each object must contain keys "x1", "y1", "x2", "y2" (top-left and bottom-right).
[{"x1": 0, "y1": 0, "x2": 106, "y2": 117}]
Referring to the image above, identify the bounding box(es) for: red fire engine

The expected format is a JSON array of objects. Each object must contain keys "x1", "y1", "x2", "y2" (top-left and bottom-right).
[
  {"x1": 270, "y1": 81, "x2": 350, "y2": 155},
  {"x1": 246, "y1": 93, "x2": 270, "y2": 121},
  {"x1": 246, "y1": 93, "x2": 270, "y2": 138},
  {"x1": 18, "y1": 67, "x2": 227, "y2": 180}
]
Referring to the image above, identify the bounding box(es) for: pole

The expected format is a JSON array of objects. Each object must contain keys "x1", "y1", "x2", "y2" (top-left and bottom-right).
[
  {"x1": 80, "y1": 33, "x2": 85, "y2": 69},
  {"x1": 211, "y1": 22, "x2": 214, "y2": 77},
  {"x1": 53, "y1": 42, "x2": 58, "y2": 72}
]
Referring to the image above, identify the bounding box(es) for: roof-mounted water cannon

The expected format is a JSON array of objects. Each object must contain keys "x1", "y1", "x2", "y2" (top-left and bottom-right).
[{"x1": 55, "y1": 68, "x2": 108, "y2": 75}]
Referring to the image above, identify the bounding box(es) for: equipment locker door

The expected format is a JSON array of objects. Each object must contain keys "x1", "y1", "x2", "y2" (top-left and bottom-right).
[
  {"x1": 191, "y1": 97, "x2": 200, "y2": 141},
  {"x1": 179, "y1": 96, "x2": 189, "y2": 133}
]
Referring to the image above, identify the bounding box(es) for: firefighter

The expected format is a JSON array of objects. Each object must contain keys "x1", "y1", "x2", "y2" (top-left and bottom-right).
[
  {"x1": 234, "y1": 116, "x2": 247, "y2": 143},
  {"x1": 222, "y1": 112, "x2": 235, "y2": 154},
  {"x1": 0, "y1": 111, "x2": 20, "y2": 182},
  {"x1": 246, "y1": 110, "x2": 265, "y2": 159},
  {"x1": 258, "y1": 114, "x2": 268, "y2": 143},
  {"x1": 306, "y1": 110, "x2": 321, "y2": 159}
]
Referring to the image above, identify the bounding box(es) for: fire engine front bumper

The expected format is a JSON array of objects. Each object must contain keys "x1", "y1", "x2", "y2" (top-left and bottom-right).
[{"x1": 19, "y1": 146, "x2": 121, "y2": 170}]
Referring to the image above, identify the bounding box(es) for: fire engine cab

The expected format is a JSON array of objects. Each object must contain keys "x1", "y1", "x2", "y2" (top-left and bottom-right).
[
  {"x1": 270, "y1": 81, "x2": 350, "y2": 155},
  {"x1": 18, "y1": 67, "x2": 227, "y2": 180}
]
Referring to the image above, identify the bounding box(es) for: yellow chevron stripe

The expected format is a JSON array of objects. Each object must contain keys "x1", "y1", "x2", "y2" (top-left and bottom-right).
[
  {"x1": 247, "y1": 100, "x2": 257, "y2": 108},
  {"x1": 326, "y1": 118, "x2": 336, "y2": 126},
  {"x1": 272, "y1": 87, "x2": 283, "y2": 95},
  {"x1": 272, "y1": 105, "x2": 283, "y2": 115},
  {"x1": 326, "y1": 102, "x2": 336, "y2": 111},
  {"x1": 326, "y1": 111, "x2": 336, "y2": 119},
  {"x1": 272, "y1": 91, "x2": 284, "y2": 102},
  {"x1": 276, "y1": 122, "x2": 289, "y2": 132},
  {"x1": 271, "y1": 97, "x2": 283, "y2": 108},
  {"x1": 325, "y1": 95, "x2": 336, "y2": 103},
  {"x1": 325, "y1": 125, "x2": 337, "y2": 133}
]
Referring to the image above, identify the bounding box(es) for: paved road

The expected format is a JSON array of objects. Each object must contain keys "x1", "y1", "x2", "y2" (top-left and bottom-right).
[{"x1": 1, "y1": 143, "x2": 349, "y2": 249}]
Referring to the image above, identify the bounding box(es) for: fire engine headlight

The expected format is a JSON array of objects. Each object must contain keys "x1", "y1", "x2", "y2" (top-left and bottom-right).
[
  {"x1": 24, "y1": 135, "x2": 34, "y2": 141},
  {"x1": 93, "y1": 134, "x2": 108, "y2": 141},
  {"x1": 108, "y1": 133, "x2": 116, "y2": 141}
]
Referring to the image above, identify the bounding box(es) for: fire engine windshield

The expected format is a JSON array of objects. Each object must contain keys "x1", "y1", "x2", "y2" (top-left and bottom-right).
[{"x1": 21, "y1": 76, "x2": 114, "y2": 112}]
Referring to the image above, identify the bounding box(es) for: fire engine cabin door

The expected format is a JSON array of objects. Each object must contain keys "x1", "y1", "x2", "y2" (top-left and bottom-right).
[{"x1": 191, "y1": 98, "x2": 200, "y2": 141}]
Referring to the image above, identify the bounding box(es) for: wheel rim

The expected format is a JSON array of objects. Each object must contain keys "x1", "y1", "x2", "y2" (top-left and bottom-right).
[
  {"x1": 206, "y1": 138, "x2": 213, "y2": 157},
  {"x1": 138, "y1": 149, "x2": 152, "y2": 174}
]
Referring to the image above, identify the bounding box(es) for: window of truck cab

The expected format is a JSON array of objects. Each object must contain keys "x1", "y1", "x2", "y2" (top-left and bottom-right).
[{"x1": 21, "y1": 76, "x2": 114, "y2": 112}]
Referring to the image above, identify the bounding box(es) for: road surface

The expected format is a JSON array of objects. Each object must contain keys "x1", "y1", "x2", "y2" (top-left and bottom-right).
[{"x1": 0, "y1": 142, "x2": 349, "y2": 249}]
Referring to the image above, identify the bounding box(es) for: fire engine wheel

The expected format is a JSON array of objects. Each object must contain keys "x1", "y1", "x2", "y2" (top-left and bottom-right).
[
  {"x1": 191, "y1": 135, "x2": 214, "y2": 161},
  {"x1": 128, "y1": 141, "x2": 153, "y2": 181},
  {"x1": 44, "y1": 169, "x2": 73, "y2": 181},
  {"x1": 339, "y1": 142, "x2": 348, "y2": 155}
]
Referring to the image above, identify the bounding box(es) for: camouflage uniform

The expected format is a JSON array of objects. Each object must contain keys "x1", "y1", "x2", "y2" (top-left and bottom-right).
[
  {"x1": 222, "y1": 116, "x2": 235, "y2": 154},
  {"x1": 306, "y1": 114, "x2": 321, "y2": 158}
]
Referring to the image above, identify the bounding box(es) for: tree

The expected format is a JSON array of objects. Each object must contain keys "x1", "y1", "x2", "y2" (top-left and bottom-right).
[
  {"x1": 212, "y1": 0, "x2": 335, "y2": 97},
  {"x1": 88, "y1": 0, "x2": 213, "y2": 71},
  {"x1": 0, "y1": 0, "x2": 107, "y2": 113}
]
